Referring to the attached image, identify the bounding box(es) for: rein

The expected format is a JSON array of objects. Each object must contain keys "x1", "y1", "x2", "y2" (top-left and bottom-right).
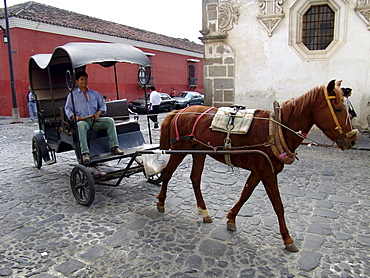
[
  {"x1": 168, "y1": 85, "x2": 358, "y2": 163},
  {"x1": 168, "y1": 109, "x2": 318, "y2": 160}
]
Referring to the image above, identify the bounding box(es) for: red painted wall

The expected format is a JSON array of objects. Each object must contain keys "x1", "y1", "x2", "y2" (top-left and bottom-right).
[{"x1": 0, "y1": 27, "x2": 203, "y2": 117}]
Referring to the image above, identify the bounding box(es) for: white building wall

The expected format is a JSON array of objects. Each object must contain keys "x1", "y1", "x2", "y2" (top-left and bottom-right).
[{"x1": 202, "y1": 0, "x2": 370, "y2": 130}]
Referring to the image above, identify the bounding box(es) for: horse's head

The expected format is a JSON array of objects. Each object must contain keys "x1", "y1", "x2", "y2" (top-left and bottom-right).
[{"x1": 313, "y1": 80, "x2": 358, "y2": 150}]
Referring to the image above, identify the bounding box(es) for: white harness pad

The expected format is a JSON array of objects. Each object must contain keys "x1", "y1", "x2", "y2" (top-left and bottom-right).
[{"x1": 211, "y1": 107, "x2": 256, "y2": 134}]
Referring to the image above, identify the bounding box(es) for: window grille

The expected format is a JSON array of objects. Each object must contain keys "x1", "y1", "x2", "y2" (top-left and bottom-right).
[
  {"x1": 188, "y1": 65, "x2": 198, "y2": 86},
  {"x1": 302, "y1": 5, "x2": 334, "y2": 50}
]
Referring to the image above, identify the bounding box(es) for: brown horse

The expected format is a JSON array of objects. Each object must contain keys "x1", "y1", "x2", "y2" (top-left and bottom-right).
[{"x1": 157, "y1": 80, "x2": 357, "y2": 252}]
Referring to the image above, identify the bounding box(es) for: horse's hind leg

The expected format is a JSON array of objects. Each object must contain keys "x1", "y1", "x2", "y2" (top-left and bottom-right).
[
  {"x1": 261, "y1": 174, "x2": 298, "y2": 252},
  {"x1": 190, "y1": 153, "x2": 212, "y2": 223},
  {"x1": 157, "y1": 154, "x2": 186, "y2": 213},
  {"x1": 226, "y1": 171, "x2": 261, "y2": 231}
]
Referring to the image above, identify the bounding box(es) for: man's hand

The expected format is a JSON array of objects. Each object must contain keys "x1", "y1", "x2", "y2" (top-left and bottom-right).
[
  {"x1": 93, "y1": 111, "x2": 103, "y2": 121},
  {"x1": 72, "y1": 111, "x2": 103, "y2": 122}
]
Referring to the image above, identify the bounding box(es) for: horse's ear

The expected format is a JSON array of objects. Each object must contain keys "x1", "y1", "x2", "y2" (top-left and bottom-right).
[
  {"x1": 327, "y1": 80, "x2": 336, "y2": 94},
  {"x1": 335, "y1": 80, "x2": 342, "y2": 87}
]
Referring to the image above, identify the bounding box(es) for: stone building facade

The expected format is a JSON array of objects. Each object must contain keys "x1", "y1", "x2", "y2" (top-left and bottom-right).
[{"x1": 200, "y1": 0, "x2": 370, "y2": 130}]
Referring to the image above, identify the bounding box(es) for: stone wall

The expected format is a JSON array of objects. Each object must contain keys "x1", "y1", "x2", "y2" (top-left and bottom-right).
[
  {"x1": 200, "y1": 0, "x2": 370, "y2": 130},
  {"x1": 200, "y1": 0, "x2": 239, "y2": 107}
]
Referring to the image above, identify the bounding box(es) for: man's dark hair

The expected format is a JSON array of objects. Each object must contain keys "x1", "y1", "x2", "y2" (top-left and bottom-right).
[
  {"x1": 150, "y1": 86, "x2": 156, "y2": 91},
  {"x1": 341, "y1": 87, "x2": 352, "y2": 97},
  {"x1": 75, "y1": 71, "x2": 88, "y2": 80}
]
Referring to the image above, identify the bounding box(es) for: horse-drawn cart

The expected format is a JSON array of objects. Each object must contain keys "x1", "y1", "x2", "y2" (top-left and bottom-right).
[
  {"x1": 29, "y1": 42, "x2": 161, "y2": 206},
  {"x1": 29, "y1": 44, "x2": 359, "y2": 251}
]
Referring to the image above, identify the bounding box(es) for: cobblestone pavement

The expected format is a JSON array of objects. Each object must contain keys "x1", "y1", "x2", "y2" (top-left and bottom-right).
[{"x1": 0, "y1": 113, "x2": 369, "y2": 278}]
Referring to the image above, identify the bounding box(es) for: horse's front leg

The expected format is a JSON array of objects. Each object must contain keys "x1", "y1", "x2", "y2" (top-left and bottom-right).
[
  {"x1": 190, "y1": 153, "x2": 212, "y2": 223},
  {"x1": 261, "y1": 174, "x2": 298, "y2": 252},
  {"x1": 157, "y1": 154, "x2": 186, "y2": 213},
  {"x1": 226, "y1": 171, "x2": 261, "y2": 231}
]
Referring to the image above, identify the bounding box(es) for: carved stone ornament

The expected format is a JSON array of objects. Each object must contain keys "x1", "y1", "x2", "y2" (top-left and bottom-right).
[
  {"x1": 257, "y1": 0, "x2": 284, "y2": 36},
  {"x1": 218, "y1": 1, "x2": 240, "y2": 34},
  {"x1": 355, "y1": 0, "x2": 370, "y2": 30}
]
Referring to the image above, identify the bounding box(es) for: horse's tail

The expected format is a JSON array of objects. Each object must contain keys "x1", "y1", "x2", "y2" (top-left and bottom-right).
[{"x1": 160, "y1": 110, "x2": 178, "y2": 150}]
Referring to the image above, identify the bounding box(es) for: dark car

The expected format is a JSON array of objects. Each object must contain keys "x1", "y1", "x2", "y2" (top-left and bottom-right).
[
  {"x1": 128, "y1": 93, "x2": 175, "y2": 113},
  {"x1": 173, "y1": 91, "x2": 204, "y2": 108}
]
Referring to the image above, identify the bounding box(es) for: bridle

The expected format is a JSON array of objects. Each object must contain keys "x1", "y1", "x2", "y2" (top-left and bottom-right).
[{"x1": 324, "y1": 87, "x2": 358, "y2": 139}]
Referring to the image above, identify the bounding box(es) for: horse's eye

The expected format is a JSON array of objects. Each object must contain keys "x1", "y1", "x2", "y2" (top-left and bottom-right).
[{"x1": 334, "y1": 108, "x2": 342, "y2": 112}]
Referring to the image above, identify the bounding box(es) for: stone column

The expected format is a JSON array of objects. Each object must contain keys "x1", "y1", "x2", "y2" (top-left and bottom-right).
[{"x1": 200, "y1": 0, "x2": 239, "y2": 107}]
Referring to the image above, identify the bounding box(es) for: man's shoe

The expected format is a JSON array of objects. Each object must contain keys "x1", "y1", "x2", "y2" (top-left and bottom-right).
[
  {"x1": 111, "y1": 146, "x2": 124, "y2": 155},
  {"x1": 82, "y1": 153, "x2": 90, "y2": 163}
]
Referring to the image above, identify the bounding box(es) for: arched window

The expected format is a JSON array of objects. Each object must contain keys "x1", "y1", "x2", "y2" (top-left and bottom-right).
[{"x1": 302, "y1": 5, "x2": 334, "y2": 50}]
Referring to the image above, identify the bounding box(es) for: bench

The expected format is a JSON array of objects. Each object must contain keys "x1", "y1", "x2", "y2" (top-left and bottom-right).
[
  {"x1": 89, "y1": 99, "x2": 144, "y2": 156},
  {"x1": 38, "y1": 98, "x2": 66, "y2": 125},
  {"x1": 103, "y1": 99, "x2": 130, "y2": 122},
  {"x1": 92, "y1": 99, "x2": 140, "y2": 137},
  {"x1": 56, "y1": 98, "x2": 139, "y2": 135},
  {"x1": 39, "y1": 98, "x2": 144, "y2": 155}
]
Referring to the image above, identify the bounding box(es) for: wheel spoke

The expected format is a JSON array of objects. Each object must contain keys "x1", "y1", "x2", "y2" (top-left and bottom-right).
[
  {"x1": 79, "y1": 186, "x2": 86, "y2": 200},
  {"x1": 70, "y1": 165, "x2": 95, "y2": 206}
]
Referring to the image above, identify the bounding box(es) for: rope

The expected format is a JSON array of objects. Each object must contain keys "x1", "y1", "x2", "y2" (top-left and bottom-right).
[{"x1": 157, "y1": 109, "x2": 337, "y2": 149}]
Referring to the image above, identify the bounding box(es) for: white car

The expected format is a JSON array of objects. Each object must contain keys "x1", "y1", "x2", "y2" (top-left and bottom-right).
[{"x1": 173, "y1": 91, "x2": 204, "y2": 108}]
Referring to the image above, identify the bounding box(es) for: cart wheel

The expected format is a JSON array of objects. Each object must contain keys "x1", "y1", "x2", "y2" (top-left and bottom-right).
[
  {"x1": 70, "y1": 165, "x2": 95, "y2": 206},
  {"x1": 146, "y1": 172, "x2": 163, "y2": 185},
  {"x1": 32, "y1": 136, "x2": 42, "y2": 169}
]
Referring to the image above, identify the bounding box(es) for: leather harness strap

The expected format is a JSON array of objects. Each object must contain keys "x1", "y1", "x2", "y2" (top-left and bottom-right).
[
  {"x1": 324, "y1": 87, "x2": 344, "y2": 135},
  {"x1": 324, "y1": 87, "x2": 359, "y2": 139},
  {"x1": 269, "y1": 87, "x2": 352, "y2": 164},
  {"x1": 170, "y1": 107, "x2": 215, "y2": 144},
  {"x1": 269, "y1": 101, "x2": 296, "y2": 164}
]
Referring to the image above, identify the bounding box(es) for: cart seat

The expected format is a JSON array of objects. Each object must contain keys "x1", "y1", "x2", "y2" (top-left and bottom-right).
[
  {"x1": 89, "y1": 99, "x2": 144, "y2": 156},
  {"x1": 92, "y1": 99, "x2": 140, "y2": 137},
  {"x1": 59, "y1": 98, "x2": 139, "y2": 135},
  {"x1": 103, "y1": 99, "x2": 130, "y2": 122},
  {"x1": 38, "y1": 99, "x2": 66, "y2": 125},
  {"x1": 55, "y1": 98, "x2": 143, "y2": 157}
]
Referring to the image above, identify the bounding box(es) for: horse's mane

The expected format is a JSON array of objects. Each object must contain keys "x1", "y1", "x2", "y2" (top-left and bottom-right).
[{"x1": 281, "y1": 84, "x2": 342, "y2": 122}]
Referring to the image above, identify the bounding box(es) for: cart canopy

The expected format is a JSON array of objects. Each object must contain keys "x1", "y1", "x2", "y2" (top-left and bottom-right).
[{"x1": 29, "y1": 42, "x2": 151, "y2": 100}]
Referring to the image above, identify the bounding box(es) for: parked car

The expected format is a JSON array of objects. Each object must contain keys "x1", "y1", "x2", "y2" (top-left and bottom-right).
[
  {"x1": 128, "y1": 93, "x2": 175, "y2": 113},
  {"x1": 173, "y1": 91, "x2": 204, "y2": 108}
]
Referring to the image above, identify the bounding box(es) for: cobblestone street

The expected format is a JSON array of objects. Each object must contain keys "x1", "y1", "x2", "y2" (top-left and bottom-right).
[{"x1": 0, "y1": 113, "x2": 369, "y2": 278}]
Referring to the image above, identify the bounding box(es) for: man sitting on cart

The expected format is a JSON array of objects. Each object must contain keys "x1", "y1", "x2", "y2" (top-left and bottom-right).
[{"x1": 64, "y1": 71, "x2": 124, "y2": 163}]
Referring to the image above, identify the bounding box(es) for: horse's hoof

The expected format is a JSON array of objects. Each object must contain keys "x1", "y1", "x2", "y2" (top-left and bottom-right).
[
  {"x1": 203, "y1": 216, "x2": 213, "y2": 223},
  {"x1": 227, "y1": 223, "x2": 237, "y2": 231},
  {"x1": 285, "y1": 242, "x2": 299, "y2": 252},
  {"x1": 157, "y1": 205, "x2": 165, "y2": 213}
]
